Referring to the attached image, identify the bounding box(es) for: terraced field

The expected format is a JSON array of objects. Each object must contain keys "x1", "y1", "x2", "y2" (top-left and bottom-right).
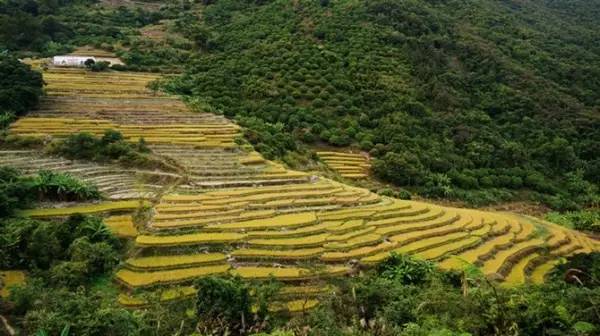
[
  {"x1": 3, "y1": 66, "x2": 598, "y2": 312},
  {"x1": 316, "y1": 151, "x2": 370, "y2": 179}
]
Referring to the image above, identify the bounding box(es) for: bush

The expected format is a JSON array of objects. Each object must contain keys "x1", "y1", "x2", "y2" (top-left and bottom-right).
[
  {"x1": 49, "y1": 130, "x2": 173, "y2": 171},
  {"x1": 0, "y1": 54, "x2": 44, "y2": 117}
]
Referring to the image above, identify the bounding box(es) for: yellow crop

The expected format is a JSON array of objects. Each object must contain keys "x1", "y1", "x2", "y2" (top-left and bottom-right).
[
  {"x1": 136, "y1": 232, "x2": 246, "y2": 247},
  {"x1": 321, "y1": 241, "x2": 396, "y2": 262},
  {"x1": 501, "y1": 253, "x2": 540, "y2": 286},
  {"x1": 248, "y1": 233, "x2": 330, "y2": 248},
  {"x1": 324, "y1": 233, "x2": 382, "y2": 251},
  {"x1": 118, "y1": 286, "x2": 197, "y2": 307},
  {"x1": 22, "y1": 200, "x2": 150, "y2": 217},
  {"x1": 415, "y1": 236, "x2": 481, "y2": 261},
  {"x1": 530, "y1": 258, "x2": 564, "y2": 284},
  {"x1": 104, "y1": 215, "x2": 137, "y2": 238},
  {"x1": 0, "y1": 271, "x2": 26, "y2": 298},
  {"x1": 206, "y1": 212, "x2": 317, "y2": 231},
  {"x1": 480, "y1": 239, "x2": 545, "y2": 275},
  {"x1": 439, "y1": 232, "x2": 515, "y2": 268},
  {"x1": 246, "y1": 222, "x2": 338, "y2": 239},
  {"x1": 116, "y1": 264, "x2": 230, "y2": 287},
  {"x1": 126, "y1": 253, "x2": 227, "y2": 269},
  {"x1": 231, "y1": 266, "x2": 350, "y2": 280},
  {"x1": 152, "y1": 210, "x2": 275, "y2": 229},
  {"x1": 272, "y1": 299, "x2": 319, "y2": 312},
  {"x1": 231, "y1": 248, "x2": 324, "y2": 259}
]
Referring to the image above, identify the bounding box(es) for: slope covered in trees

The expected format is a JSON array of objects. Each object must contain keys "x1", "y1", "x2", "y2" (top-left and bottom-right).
[{"x1": 166, "y1": 0, "x2": 599, "y2": 210}]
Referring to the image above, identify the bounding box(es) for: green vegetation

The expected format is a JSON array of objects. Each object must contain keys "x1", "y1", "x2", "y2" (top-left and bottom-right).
[
  {"x1": 0, "y1": 0, "x2": 191, "y2": 71},
  {"x1": 0, "y1": 167, "x2": 100, "y2": 217},
  {"x1": 163, "y1": 0, "x2": 599, "y2": 210},
  {"x1": 49, "y1": 130, "x2": 177, "y2": 171},
  {"x1": 0, "y1": 54, "x2": 44, "y2": 127},
  {"x1": 546, "y1": 210, "x2": 600, "y2": 233}
]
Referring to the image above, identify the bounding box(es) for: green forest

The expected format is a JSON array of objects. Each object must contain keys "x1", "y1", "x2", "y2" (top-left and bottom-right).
[
  {"x1": 1, "y1": 0, "x2": 600, "y2": 335},
  {"x1": 2, "y1": 0, "x2": 599, "y2": 210},
  {"x1": 164, "y1": 0, "x2": 600, "y2": 211}
]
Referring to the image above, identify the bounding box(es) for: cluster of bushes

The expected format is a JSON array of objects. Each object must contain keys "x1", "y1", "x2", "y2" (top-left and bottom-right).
[
  {"x1": 546, "y1": 210, "x2": 600, "y2": 233},
  {"x1": 0, "y1": 214, "x2": 119, "y2": 278},
  {"x1": 165, "y1": 0, "x2": 599, "y2": 210},
  {"x1": 48, "y1": 130, "x2": 178, "y2": 172},
  {"x1": 0, "y1": 167, "x2": 100, "y2": 217},
  {"x1": 0, "y1": 54, "x2": 44, "y2": 127}
]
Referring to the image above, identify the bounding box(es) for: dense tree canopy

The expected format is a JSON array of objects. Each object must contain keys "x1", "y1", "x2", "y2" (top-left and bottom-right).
[
  {"x1": 165, "y1": 0, "x2": 599, "y2": 209},
  {"x1": 0, "y1": 54, "x2": 43, "y2": 119}
]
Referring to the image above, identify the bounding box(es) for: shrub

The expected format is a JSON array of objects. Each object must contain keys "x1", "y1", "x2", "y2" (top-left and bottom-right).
[{"x1": 49, "y1": 130, "x2": 172, "y2": 171}]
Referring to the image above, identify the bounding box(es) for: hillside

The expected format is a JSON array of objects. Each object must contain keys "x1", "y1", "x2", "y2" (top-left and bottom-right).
[
  {"x1": 1, "y1": 0, "x2": 598, "y2": 210},
  {"x1": 1, "y1": 0, "x2": 600, "y2": 335},
  {"x1": 164, "y1": 0, "x2": 600, "y2": 211}
]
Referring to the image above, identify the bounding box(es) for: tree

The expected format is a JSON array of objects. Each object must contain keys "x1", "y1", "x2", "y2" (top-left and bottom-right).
[
  {"x1": 0, "y1": 54, "x2": 44, "y2": 118},
  {"x1": 373, "y1": 152, "x2": 427, "y2": 186},
  {"x1": 195, "y1": 276, "x2": 252, "y2": 335}
]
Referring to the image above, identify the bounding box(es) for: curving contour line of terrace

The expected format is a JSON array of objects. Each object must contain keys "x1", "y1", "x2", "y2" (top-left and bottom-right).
[{"x1": 2, "y1": 67, "x2": 598, "y2": 312}]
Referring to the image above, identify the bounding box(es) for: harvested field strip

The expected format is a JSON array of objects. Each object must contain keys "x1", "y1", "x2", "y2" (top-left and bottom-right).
[
  {"x1": 327, "y1": 227, "x2": 375, "y2": 242},
  {"x1": 135, "y1": 232, "x2": 247, "y2": 247},
  {"x1": 439, "y1": 232, "x2": 515, "y2": 269},
  {"x1": 361, "y1": 231, "x2": 471, "y2": 264},
  {"x1": 324, "y1": 234, "x2": 382, "y2": 251},
  {"x1": 246, "y1": 222, "x2": 339, "y2": 239},
  {"x1": 152, "y1": 210, "x2": 277, "y2": 229},
  {"x1": 502, "y1": 253, "x2": 540, "y2": 285},
  {"x1": 530, "y1": 259, "x2": 563, "y2": 284},
  {"x1": 316, "y1": 151, "x2": 370, "y2": 178},
  {"x1": 514, "y1": 219, "x2": 537, "y2": 241},
  {"x1": 416, "y1": 236, "x2": 482, "y2": 261},
  {"x1": 205, "y1": 212, "x2": 318, "y2": 231},
  {"x1": 104, "y1": 215, "x2": 137, "y2": 238},
  {"x1": 248, "y1": 233, "x2": 331, "y2": 248},
  {"x1": 551, "y1": 242, "x2": 582, "y2": 256},
  {"x1": 321, "y1": 241, "x2": 396, "y2": 262},
  {"x1": 279, "y1": 285, "x2": 331, "y2": 296},
  {"x1": 21, "y1": 200, "x2": 150, "y2": 217},
  {"x1": 192, "y1": 181, "x2": 338, "y2": 198},
  {"x1": 231, "y1": 247, "x2": 325, "y2": 260},
  {"x1": 377, "y1": 212, "x2": 460, "y2": 236},
  {"x1": 327, "y1": 219, "x2": 366, "y2": 233},
  {"x1": 481, "y1": 239, "x2": 545, "y2": 276},
  {"x1": 126, "y1": 253, "x2": 227, "y2": 270},
  {"x1": 116, "y1": 264, "x2": 231, "y2": 288},
  {"x1": 118, "y1": 286, "x2": 197, "y2": 307},
  {"x1": 0, "y1": 270, "x2": 26, "y2": 298},
  {"x1": 368, "y1": 207, "x2": 444, "y2": 227},
  {"x1": 231, "y1": 266, "x2": 350, "y2": 281}
]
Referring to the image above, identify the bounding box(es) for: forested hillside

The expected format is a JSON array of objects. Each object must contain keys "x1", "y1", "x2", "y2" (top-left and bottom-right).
[
  {"x1": 164, "y1": 0, "x2": 600, "y2": 210},
  {"x1": 1, "y1": 1, "x2": 600, "y2": 335}
]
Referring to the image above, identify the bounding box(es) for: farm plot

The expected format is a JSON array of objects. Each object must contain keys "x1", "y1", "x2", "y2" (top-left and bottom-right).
[
  {"x1": 7, "y1": 67, "x2": 598, "y2": 310},
  {"x1": 152, "y1": 146, "x2": 312, "y2": 189},
  {"x1": 150, "y1": 180, "x2": 381, "y2": 230},
  {"x1": 317, "y1": 151, "x2": 370, "y2": 179},
  {"x1": 0, "y1": 150, "x2": 174, "y2": 199}
]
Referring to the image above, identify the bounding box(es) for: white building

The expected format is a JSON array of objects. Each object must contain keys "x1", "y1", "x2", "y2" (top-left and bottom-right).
[
  {"x1": 53, "y1": 55, "x2": 96, "y2": 67},
  {"x1": 52, "y1": 55, "x2": 124, "y2": 67}
]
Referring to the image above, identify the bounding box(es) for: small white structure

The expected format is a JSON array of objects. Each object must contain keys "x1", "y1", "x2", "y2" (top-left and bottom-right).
[
  {"x1": 53, "y1": 55, "x2": 95, "y2": 67},
  {"x1": 52, "y1": 55, "x2": 124, "y2": 67}
]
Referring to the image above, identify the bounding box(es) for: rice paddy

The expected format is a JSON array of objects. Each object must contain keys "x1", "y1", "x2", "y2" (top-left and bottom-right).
[
  {"x1": 316, "y1": 151, "x2": 370, "y2": 179},
  {"x1": 4, "y1": 67, "x2": 598, "y2": 312}
]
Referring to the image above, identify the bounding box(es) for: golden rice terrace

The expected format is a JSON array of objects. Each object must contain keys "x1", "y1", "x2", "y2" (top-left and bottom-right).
[{"x1": 3, "y1": 67, "x2": 599, "y2": 312}]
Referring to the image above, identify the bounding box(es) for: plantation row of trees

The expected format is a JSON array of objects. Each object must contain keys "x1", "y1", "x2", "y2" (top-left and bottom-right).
[{"x1": 162, "y1": 0, "x2": 599, "y2": 210}]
